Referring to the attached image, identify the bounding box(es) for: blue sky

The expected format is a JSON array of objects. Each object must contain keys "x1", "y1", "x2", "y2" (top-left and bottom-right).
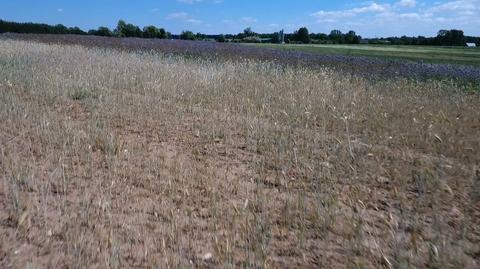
[{"x1": 1, "y1": 0, "x2": 479, "y2": 37}]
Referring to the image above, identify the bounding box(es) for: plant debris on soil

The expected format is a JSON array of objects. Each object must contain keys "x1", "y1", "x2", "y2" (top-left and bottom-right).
[{"x1": 0, "y1": 38, "x2": 479, "y2": 268}]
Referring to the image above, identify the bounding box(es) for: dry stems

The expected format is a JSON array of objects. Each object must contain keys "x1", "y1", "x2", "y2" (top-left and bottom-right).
[{"x1": 0, "y1": 40, "x2": 479, "y2": 268}]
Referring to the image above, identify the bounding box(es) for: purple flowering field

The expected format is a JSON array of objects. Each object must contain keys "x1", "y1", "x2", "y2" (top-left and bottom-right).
[{"x1": 3, "y1": 33, "x2": 480, "y2": 84}]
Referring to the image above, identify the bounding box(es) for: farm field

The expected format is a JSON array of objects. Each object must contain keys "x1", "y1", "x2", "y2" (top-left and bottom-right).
[
  {"x1": 3, "y1": 33, "x2": 480, "y2": 86},
  {"x1": 0, "y1": 36, "x2": 480, "y2": 268},
  {"x1": 251, "y1": 43, "x2": 480, "y2": 66}
]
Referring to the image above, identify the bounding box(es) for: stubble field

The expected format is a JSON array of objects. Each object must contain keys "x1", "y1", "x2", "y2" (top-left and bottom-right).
[{"x1": 0, "y1": 37, "x2": 480, "y2": 268}]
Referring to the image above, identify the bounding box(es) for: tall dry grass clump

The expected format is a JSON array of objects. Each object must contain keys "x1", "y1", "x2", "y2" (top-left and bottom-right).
[{"x1": 1, "y1": 39, "x2": 479, "y2": 268}]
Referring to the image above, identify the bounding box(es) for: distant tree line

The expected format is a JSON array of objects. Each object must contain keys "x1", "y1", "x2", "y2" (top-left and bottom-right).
[
  {"x1": 368, "y1": 29, "x2": 479, "y2": 46},
  {"x1": 112, "y1": 20, "x2": 170, "y2": 39},
  {"x1": 220, "y1": 27, "x2": 478, "y2": 46},
  {"x1": 219, "y1": 27, "x2": 362, "y2": 44},
  {"x1": 1, "y1": 19, "x2": 479, "y2": 46},
  {"x1": 216, "y1": 27, "x2": 362, "y2": 44},
  {"x1": 0, "y1": 19, "x2": 171, "y2": 39},
  {"x1": 0, "y1": 19, "x2": 87, "y2": 35}
]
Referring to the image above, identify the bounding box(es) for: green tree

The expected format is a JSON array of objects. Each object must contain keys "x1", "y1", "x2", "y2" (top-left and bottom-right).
[
  {"x1": 68, "y1": 27, "x2": 86, "y2": 35},
  {"x1": 329, "y1": 29, "x2": 343, "y2": 43},
  {"x1": 96, "y1": 26, "x2": 113, "y2": 37},
  {"x1": 345, "y1": 30, "x2": 360, "y2": 44},
  {"x1": 217, "y1": 34, "x2": 226, "y2": 42},
  {"x1": 180, "y1": 30, "x2": 196, "y2": 40},
  {"x1": 143, "y1": 25, "x2": 159, "y2": 38},
  {"x1": 271, "y1": 32, "x2": 280, "y2": 44},
  {"x1": 128, "y1": 24, "x2": 142, "y2": 37},
  {"x1": 195, "y1": 32, "x2": 207, "y2": 40},
  {"x1": 115, "y1": 20, "x2": 127, "y2": 37},
  {"x1": 295, "y1": 27, "x2": 310, "y2": 44},
  {"x1": 243, "y1": 27, "x2": 254, "y2": 37},
  {"x1": 53, "y1": 24, "x2": 68, "y2": 34},
  {"x1": 115, "y1": 20, "x2": 142, "y2": 37},
  {"x1": 437, "y1": 29, "x2": 465, "y2": 46},
  {"x1": 158, "y1": 28, "x2": 168, "y2": 39}
]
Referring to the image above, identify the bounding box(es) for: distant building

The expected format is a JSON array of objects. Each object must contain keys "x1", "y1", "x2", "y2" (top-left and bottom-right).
[{"x1": 466, "y1": 43, "x2": 477, "y2": 48}]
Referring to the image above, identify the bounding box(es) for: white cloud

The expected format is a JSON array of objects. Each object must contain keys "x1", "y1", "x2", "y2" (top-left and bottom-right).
[
  {"x1": 166, "y1": 12, "x2": 189, "y2": 20},
  {"x1": 351, "y1": 3, "x2": 390, "y2": 13},
  {"x1": 427, "y1": 0, "x2": 478, "y2": 12},
  {"x1": 241, "y1": 17, "x2": 258, "y2": 24},
  {"x1": 186, "y1": 19, "x2": 202, "y2": 24},
  {"x1": 396, "y1": 0, "x2": 416, "y2": 8},
  {"x1": 166, "y1": 12, "x2": 203, "y2": 25},
  {"x1": 398, "y1": 12, "x2": 421, "y2": 19},
  {"x1": 311, "y1": 3, "x2": 390, "y2": 22},
  {"x1": 311, "y1": 10, "x2": 355, "y2": 22},
  {"x1": 310, "y1": 0, "x2": 480, "y2": 36}
]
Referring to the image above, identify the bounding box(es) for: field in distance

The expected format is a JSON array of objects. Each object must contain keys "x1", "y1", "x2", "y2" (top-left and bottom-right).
[{"x1": 251, "y1": 43, "x2": 480, "y2": 66}]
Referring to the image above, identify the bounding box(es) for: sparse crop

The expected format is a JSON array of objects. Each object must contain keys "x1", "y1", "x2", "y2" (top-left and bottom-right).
[{"x1": 0, "y1": 38, "x2": 479, "y2": 268}]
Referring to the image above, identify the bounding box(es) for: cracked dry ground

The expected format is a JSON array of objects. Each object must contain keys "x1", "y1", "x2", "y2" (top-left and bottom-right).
[{"x1": 1, "y1": 40, "x2": 480, "y2": 268}]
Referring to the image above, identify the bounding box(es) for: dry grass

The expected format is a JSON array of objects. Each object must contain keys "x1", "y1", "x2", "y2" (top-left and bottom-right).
[{"x1": 0, "y1": 39, "x2": 479, "y2": 268}]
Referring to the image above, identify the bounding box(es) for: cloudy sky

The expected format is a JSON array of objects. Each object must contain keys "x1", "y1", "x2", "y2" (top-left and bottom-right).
[{"x1": 1, "y1": 0, "x2": 479, "y2": 37}]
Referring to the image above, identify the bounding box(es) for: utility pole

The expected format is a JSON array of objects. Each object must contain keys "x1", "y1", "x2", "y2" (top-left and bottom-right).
[{"x1": 279, "y1": 29, "x2": 285, "y2": 44}]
